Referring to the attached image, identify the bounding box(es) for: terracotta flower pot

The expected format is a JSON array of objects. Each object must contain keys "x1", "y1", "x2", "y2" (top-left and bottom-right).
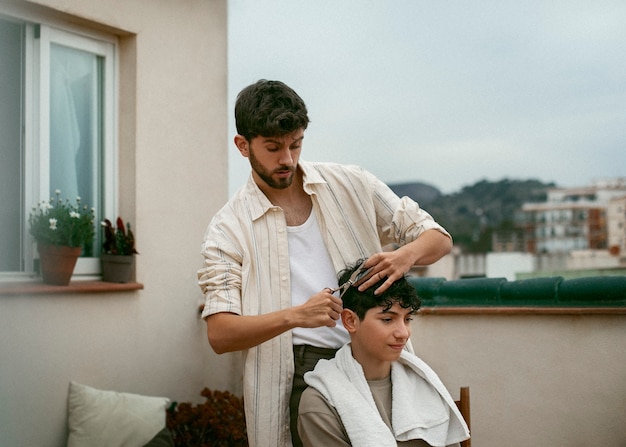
[
  {"x1": 101, "y1": 254, "x2": 134, "y2": 283},
  {"x1": 37, "y1": 244, "x2": 82, "y2": 286}
]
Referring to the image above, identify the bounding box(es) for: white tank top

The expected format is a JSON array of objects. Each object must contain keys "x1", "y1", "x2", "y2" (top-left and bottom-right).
[{"x1": 288, "y1": 212, "x2": 349, "y2": 348}]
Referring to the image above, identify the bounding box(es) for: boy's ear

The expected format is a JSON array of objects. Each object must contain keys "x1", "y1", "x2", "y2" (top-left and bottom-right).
[
  {"x1": 234, "y1": 135, "x2": 249, "y2": 157},
  {"x1": 341, "y1": 309, "x2": 359, "y2": 333}
]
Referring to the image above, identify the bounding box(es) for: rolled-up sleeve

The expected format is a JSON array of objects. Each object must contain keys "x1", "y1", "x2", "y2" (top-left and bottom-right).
[
  {"x1": 368, "y1": 170, "x2": 451, "y2": 246},
  {"x1": 198, "y1": 216, "x2": 244, "y2": 319}
]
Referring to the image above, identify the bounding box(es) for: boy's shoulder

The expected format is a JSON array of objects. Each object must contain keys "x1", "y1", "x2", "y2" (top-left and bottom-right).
[{"x1": 299, "y1": 386, "x2": 333, "y2": 415}]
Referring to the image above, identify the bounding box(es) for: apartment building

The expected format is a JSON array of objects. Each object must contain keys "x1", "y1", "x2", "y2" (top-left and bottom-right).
[{"x1": 518, "y1": 179, "x2": 626, "y2": 254}]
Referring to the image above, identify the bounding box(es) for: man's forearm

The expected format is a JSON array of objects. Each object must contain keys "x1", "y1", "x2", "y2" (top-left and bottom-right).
[
  {"x1": 206, "y1": 289, "x2": 342, "y2": 353},
  {"x1": 404, "y1": 229, "x2": 452, "y2": 266},
  {"x1": 206, "y1": 310, "x2": 297, "y2": 354}
]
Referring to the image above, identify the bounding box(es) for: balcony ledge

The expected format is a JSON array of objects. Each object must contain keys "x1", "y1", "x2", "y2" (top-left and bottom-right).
[{"x1": 409, "y1": 275, "x2": 626, "y2": 311}]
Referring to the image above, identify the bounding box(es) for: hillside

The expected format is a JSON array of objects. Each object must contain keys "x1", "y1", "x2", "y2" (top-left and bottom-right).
[{"x1": 388, "y1": 178, "x2": 555, "y2": 253}]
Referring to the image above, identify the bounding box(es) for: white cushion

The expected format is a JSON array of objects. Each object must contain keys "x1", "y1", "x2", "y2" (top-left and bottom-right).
[{"x1": 67, "y1": 381, "x2": 170, "y2": 447}]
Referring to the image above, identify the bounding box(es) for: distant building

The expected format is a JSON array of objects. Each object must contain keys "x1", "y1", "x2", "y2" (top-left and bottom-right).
[
  {"x1": 517, "y1": 179, "x2": 626, "y2": 254},
  {"x1": 607, "y1": 194, "x2": 626, "y2": 256},
  {"x1": 491, "y1": 229, "x2": 525, "y2": 252}
]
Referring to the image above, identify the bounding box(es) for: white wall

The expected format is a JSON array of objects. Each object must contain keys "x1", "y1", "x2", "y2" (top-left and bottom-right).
[
  {"x1": 567, "y1": 250, "x2": 620, "y2": 270},
  {"x1": 486, "y1": 252, "x2": 535, "y2": 280},
  {"x1": 0, "y1": 1, "x2": 231, "y2": 445}
]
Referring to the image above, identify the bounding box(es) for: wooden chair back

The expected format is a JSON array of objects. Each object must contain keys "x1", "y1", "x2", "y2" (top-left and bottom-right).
[{"x1": 454, "y1": 386, "x2": 471, "y2": 447}]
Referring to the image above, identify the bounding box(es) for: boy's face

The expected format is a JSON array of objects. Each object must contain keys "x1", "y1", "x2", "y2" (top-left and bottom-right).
[{"x1": 345, "y1": 302, "x2": 415, "y2": 378}]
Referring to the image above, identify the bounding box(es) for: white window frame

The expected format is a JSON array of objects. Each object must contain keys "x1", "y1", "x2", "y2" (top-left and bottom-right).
[{"x1": 0, "y1": 8, "x2": 118, "y2": 281}]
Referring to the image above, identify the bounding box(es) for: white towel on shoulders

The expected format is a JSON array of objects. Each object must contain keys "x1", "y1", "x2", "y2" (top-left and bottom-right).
[{"x1": 304, "y1": 344, "x2": 470, "y2": 447}]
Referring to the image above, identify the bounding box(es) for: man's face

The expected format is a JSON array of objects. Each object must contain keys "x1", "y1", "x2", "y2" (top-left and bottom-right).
[
  {"x1": 243, "y1": 129, "x2": 304, "y2": 190},
  {"x1": 350, "y1": 302, "x2": 414, "y2": 367}
]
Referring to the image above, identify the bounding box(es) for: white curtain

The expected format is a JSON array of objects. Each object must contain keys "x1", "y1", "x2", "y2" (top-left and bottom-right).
[{"x1": 49, "y1": 44, "x2": 97, "y2": 204}]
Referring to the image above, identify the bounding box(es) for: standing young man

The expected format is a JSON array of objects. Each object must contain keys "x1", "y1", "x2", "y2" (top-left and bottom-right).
[
  {"x1": 198, "y1": 79, "x2": 452, "y2": 447},
  {"x1": 298, "y1": 261, "x2": 470, "y2": 446}
]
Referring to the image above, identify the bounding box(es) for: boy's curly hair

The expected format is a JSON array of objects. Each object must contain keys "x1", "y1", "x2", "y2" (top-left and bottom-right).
[{"x1": 339, "y1": 259, "x2": 421, "y2": 320}]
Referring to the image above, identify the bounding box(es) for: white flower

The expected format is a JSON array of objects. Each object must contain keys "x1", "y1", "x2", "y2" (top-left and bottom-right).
[
  {"x1": 55, "y1": 189, "x2": 61, "y2": 195},
  {"x1": 69, "y1": 211, "x2": 80, "y2": 219},
  {"x1": 49, "y1": 218, "x2": 58, "y2": 230}
]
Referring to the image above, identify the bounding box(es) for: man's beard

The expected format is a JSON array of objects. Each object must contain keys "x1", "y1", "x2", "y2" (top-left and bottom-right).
[{"x1": 249, "y1": 149, "x2": 295, "y2": 190}]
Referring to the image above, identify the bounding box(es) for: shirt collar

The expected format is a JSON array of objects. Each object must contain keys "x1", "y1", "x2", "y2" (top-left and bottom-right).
[
  {"x1": 243, "y1": 160, "x2": 328, "y2": 221},
  {"x1": 301, "y1": 160, "x2": 328, "y2": 191}
]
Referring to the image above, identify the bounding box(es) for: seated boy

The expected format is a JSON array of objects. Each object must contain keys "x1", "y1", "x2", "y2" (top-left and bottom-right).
[{"x1": 297, "y1": 260, "x2": 470, "y2": 447}]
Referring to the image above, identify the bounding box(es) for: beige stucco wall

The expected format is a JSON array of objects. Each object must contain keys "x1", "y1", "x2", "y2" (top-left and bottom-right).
[
  {"x1": 412, "y1": 312, "x2": 626, "y2": 447},
  {"x1": 0, "y1": 1, "x2": 233, "y2": 445}
]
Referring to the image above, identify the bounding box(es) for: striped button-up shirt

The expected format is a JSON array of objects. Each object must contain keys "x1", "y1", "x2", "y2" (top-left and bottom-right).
[{"x1": 198, "y1": 160, "x2": 450, "y2": 447}]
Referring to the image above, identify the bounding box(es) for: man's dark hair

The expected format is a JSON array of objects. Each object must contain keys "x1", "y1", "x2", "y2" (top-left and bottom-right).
[
  {"x1": 339, "y1": 259, "x2": 421, "y2": 320},
  {"x1": 234, "y1": 79, "x2": 310, "y2": 141}
]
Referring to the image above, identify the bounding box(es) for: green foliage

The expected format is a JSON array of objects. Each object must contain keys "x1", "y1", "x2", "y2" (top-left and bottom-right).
[
  {"x1": 28, "y1": 190, "x2": 95, "y2": 248},
  {"x1": 101, "y1": 217, "x2": 138, "y2": 255},
  {"x1": 390, "y1": 178, "x2": 555, "y2": 253},
  {"x1": 166, "y1": 388, "x2": 247, "y2": 447}
]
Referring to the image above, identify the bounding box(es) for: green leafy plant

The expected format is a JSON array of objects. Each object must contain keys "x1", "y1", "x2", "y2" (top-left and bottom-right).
[
  {"x1": 166, "y1": 388, "x2": 248, "y2": 447},
  {"x1": 101, "y1": 217, "x2": 138, "y2": 255},
  {"x1": 28, "y1": 189, "x2": 95, "y2": 248}
]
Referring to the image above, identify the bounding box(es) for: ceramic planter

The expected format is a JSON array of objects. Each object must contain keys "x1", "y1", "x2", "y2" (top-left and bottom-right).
[
  {"x1": 101, "y1": 254, "x2": 134, "y2": 283},
  {"x1": 37, "y1": 244, "x2": 82, "y2": 285}
]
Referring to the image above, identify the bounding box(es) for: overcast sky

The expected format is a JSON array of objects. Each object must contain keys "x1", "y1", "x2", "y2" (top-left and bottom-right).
[{"x1": 227, "y1": 1, "x2": 626, "y2": 195}]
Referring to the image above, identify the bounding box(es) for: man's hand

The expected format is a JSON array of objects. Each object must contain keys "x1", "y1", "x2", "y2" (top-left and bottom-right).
[
  {"x1": 358, "y1": 249, "x2": 415, "y2": 295},
  {"x1": 358, "y1": 229, "x2": 452, "y2": 295},
  {"x1": 293, "y1": 289, "x2": 343, "y2": 328}
]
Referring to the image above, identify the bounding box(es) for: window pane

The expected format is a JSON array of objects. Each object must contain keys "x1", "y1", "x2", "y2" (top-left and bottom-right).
[
  {"x1": 49, "y1": 43, "x2": 103, "y2": 256},
  {"x1": 0, "y1": 18, "x2": 24, "y2": 271}
]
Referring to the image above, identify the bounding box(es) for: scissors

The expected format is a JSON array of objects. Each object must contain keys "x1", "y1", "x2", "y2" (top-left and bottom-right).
[{"x1": 328, "y1": 262, "x2": 373, "y2": 298}]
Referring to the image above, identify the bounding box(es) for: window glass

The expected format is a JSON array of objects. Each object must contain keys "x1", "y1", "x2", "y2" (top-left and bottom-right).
[
  {"x1": 49, "y1": 43, "x2": 103, "y2": 256},
  {"x1": 0, "y1": 17, "x2": 24, "y2": 272}
]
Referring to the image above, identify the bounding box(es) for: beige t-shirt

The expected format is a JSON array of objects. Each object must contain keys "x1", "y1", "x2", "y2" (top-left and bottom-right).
[{"x1": 298, "y1": 377, "x2": 432, "y2": 447}]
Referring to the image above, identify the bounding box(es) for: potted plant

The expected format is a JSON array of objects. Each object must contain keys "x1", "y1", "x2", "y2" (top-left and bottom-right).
[
  {"x1": 28, "y1": 190, "x2": 95, "y2": 285},
  {"x1": 100, "y1": 217, "x2": 138, "y2": 283}
]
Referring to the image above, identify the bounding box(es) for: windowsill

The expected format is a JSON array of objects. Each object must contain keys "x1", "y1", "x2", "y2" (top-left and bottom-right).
[{"x1": 0, "y1": 280, "x2": 143, "y2": 296}]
